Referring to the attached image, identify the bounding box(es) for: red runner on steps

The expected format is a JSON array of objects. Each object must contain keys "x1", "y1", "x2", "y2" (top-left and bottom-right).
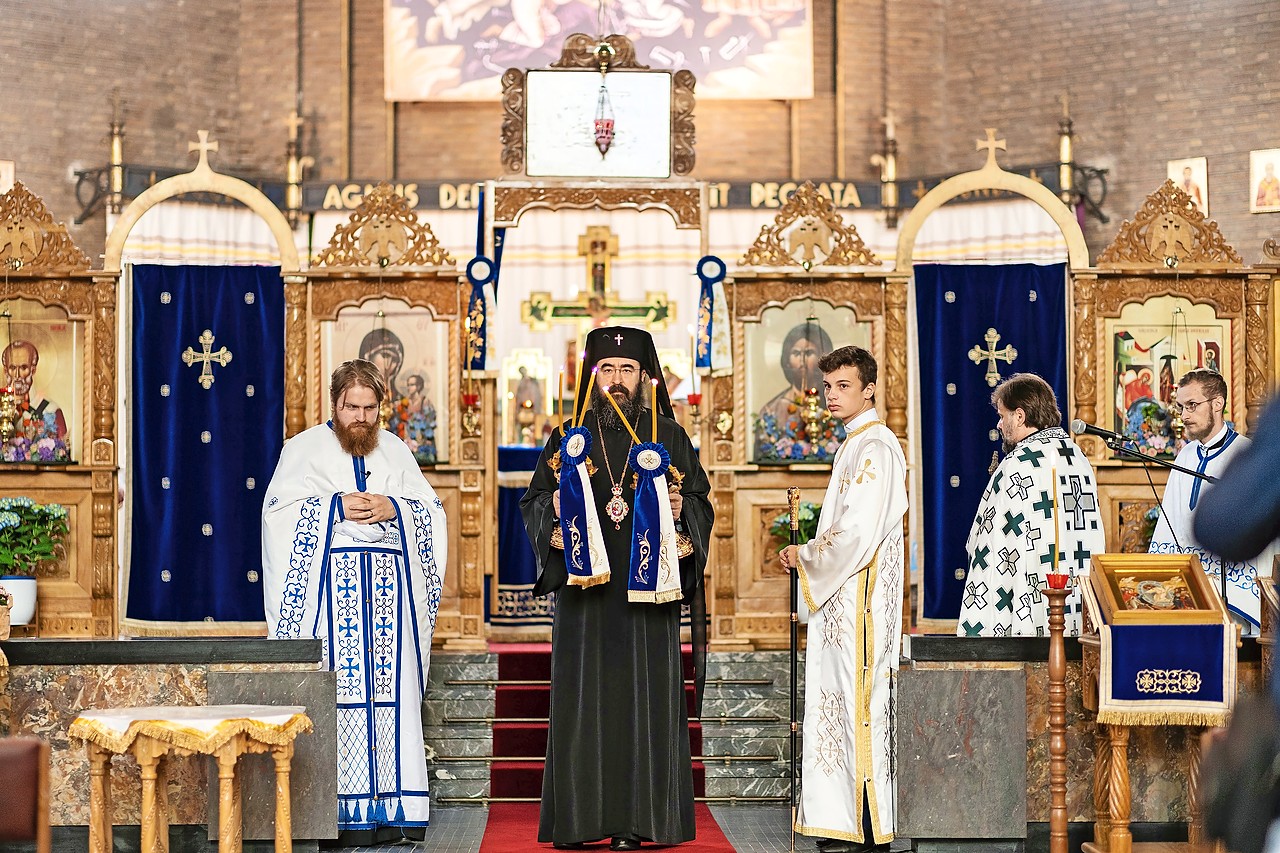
[{"x1": 478, "y1": 803, "x2": 736, "y2": 852}]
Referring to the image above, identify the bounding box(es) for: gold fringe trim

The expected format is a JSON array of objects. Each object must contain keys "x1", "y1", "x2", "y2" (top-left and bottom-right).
[
  {"x1": 567, "y1": 571, "x2": 610, "y2": 588},
  {"x1": 652, "y1": 587, "x2": 683, "y2": 604},
  {"x1": 1096, "y1": 709, "x2": 1228, "y2": 727},
  {"x1": 629, "y1": 590, "x2": 656, "y2": 603},
  {"x1": 120, "y1": 618, "x2": 268, "y2": 638},
  {"x1": 70, "y1": 713, "x2": 314, "y2": 755},
  {"x1": 797, "y1": 564, "x2": 818, "y2": 614}
]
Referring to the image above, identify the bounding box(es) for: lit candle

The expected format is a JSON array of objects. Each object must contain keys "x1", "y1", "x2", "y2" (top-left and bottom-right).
[
  {"x1": 687, "y1": 323, "x2": 698, "y2": 395},
  {"x1": 600, "y1": 382, "x2": 642, "y2": 445},
  {"x1": 651, "y1": 378, "x2": 659, "y2": 443},
  {"x1": 575, "y1": 367, "x2": 597, "y2": 428},
  {"x1": 558, "y1": 368, "x2": 567, "y2": 431},
  {"x1": 1051, "y1": 469, "x2": 1059, "y2": 573}
]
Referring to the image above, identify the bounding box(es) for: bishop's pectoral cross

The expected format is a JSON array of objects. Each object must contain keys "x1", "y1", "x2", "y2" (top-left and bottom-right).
[
  {"x1": 520, "y1": 225, "x2": 673, "y2": 332},
  {"x1": 968, "y1": 327, "x2": 1018, "y2": 388}
]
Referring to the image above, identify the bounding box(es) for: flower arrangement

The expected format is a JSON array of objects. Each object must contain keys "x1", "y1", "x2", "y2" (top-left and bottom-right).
[
  {"x1": 769, "y1": 501, "x2": 821, "y2": 550},
  {"x1": 753, "y1": 397, "x2": 845, "y2": 464},
  {"x1": 0, "y1": 496, "x2": 70, "y2": 576},
  {"x1": 1122, "y1": 401, "x2": 1182, "y2": 459},
  {"x1": 2, "y1": 434, "x2": 71, "y2": 463}
]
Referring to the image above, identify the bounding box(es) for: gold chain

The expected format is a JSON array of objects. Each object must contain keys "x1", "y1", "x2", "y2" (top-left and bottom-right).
[{"x1": 599, "y1": 431, "x2": 633, "y2": 491}]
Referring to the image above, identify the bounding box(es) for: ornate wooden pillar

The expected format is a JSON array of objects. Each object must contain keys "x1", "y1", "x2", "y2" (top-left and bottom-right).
[
  {"x1": 1244, "y1": 275, "x2": 1271, "y2": 432},
  {"x1": 283, "y1": 278, "x2": 308, "y2": 438}
]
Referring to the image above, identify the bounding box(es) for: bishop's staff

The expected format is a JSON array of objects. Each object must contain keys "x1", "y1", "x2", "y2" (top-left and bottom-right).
[{"x1": 787, "y1": 485, "x2": 801, "y2": 853}]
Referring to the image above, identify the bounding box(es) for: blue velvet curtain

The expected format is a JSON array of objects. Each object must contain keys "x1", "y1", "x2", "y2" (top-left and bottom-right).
[
  {"x1": 916, "y1": 263, "x2": 1068, "y2": 620},
  {"x1": 490, "y1": 444, "x2": 555, "y2": 627},
  {"x1": 128, "y1": 265, "x2": 284, "y2": 625}
]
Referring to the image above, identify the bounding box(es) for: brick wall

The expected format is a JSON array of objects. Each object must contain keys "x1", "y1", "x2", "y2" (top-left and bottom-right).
[{"x1": 2, "y1": 0, "x2": 1277, "y2": 261}]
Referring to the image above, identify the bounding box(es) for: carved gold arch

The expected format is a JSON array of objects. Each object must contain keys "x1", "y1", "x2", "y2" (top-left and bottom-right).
[
  {"x1": 894, "y1": 129, "x2": 1089, "y2": 270},
  {"x1": 102, "y1": 131, "x2": 301, "y2": 274}
]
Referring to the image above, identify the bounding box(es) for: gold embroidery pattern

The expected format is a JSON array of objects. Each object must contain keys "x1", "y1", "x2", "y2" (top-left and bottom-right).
[
  {"x1": 1136, "y1": 669, "x2": 1202, "y2": 694},
  {"x1": 635, "y1": 530, "x2": 651, "y2": 584},
  {"x1": 567, "y1": 517, "x2": 584, "y2": 573},
  {"x1": 854, "y1": 458, "x2": 877, "y2": 484},
  {"x1": 822, "y1": 588, "x2": 846, "y2": 648},
  {"x1": 839, "y1": 470, "x2": 851, "y2": 495},
  {"x1": 815, "y1": 689, "x2": 848, "y2": 776},
  {"x1": 814, "y1": 525, "x2": 843, "y2": 558}
]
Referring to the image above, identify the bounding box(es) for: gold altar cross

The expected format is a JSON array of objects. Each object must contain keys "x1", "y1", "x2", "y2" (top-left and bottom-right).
[
  {"x1": 521, "y1": 225, "x2": 672, "y2": 332},
  {"x1": 182, "y1": 329, "x2": 233, "y2": 389},
  {"x1": 976, "y1": 128, "x2": 1006, "y2": 169},
  {"x1": 968, "y1": 327, "x2": 1017, "y2": 387}
]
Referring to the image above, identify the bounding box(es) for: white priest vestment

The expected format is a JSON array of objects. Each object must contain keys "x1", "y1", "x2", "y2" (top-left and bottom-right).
[
  {"x1": 794, "y1": 409, "x2": 908, "y2": 846},
  {"x1": 262, "y1": 423, "x2": 447, "y2": 830},
  {"x1": 958, "y1": 427, "x2": 1106, "y2": 638},
  {"x1": 1149, "y1": 426, "x2": 1277, "y2": 632}
]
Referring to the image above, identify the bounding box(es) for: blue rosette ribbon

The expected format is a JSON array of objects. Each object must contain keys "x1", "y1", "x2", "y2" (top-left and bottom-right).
[
  {"x1": 559, "y1": 426, "x2": 609, "y2": 586},
  {"x1": 627, "y1": 442, "x2": 682, "y2": 603},
  {"x1": 695, "y1": 255, "x2": 727, "y2": 371}
]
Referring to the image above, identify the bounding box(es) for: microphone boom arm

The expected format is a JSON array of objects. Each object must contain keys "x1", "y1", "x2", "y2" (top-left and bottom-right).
[{"x1": 1103, "y1": 437, "x2": 1216, "y2": 483}]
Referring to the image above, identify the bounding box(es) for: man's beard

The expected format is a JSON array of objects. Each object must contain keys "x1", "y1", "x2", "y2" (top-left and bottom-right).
[
  {"x1": 592, "y1": 383, "x2": 645, "y2": 433},
  {"x1": 1002, "y1": 436, "x2": 1016, "y2": 454},
  {"x1": 334, "y1": 419, "x2": 380, "y2": 457},
  {"x1": 6, "y1": 374, "x2": 31, "y2": 397}
]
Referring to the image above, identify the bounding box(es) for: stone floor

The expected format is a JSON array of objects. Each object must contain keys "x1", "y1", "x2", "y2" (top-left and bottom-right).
[{"x1": 335, "y1": 806, "x2": 913, "y2": 853}]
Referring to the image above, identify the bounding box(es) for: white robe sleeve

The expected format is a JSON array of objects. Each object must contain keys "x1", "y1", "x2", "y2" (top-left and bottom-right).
[{"x1": 795, "y1": 436, "x2": 907, "y2": 612}]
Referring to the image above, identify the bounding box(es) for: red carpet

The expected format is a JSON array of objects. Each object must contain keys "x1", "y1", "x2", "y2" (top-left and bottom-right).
[
  {"x1": 488, "y1": 643, "x2": 704, "y2": 799},
  {"x1": 478, "y1": 803, "x2": 736, "y2": 852}
]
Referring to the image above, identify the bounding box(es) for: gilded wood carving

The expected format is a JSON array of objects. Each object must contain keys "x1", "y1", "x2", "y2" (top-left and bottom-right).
[
  {"x1": 500, "y1": 69, "x2": 526, "y2": 175},
  {"x1": 313, "y1": 183, "x2": 456, "y2": 269},
  {"x1": 671, "y1": 70, "x2": 697, "y2": 177},
  {"x1": 551, "y1": 33, "x2": 649, "y2": 69},
  {"x1": 491, "y1": 184, "x2": 703, "y2": 230},
  {"x1": 1096, "y1": 180, "x2": 1243, "y2": 269},
  {"x1": 739, "y1": 181, "x2": 881, "y2": 268},
  {"x1": 1264, "y1": 238, "x2": 1280, "y2": 262},
  {"x1": 0, "y1": 181, "x2": 93, "y2": 272}
]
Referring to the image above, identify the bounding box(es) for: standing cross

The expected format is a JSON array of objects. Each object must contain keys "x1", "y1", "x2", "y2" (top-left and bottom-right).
[
  {"x1": 613, "y1": 332, "x2": 624, "y2": 345},
  {"x1": 188, "y1": 130, "x2": 219, "y2": 170},
  {"x1": 968, "y1": 327, "x2": 1017, "y2": 387},
  {"x1": 976, "y1": 128, "x2": 1006, "y2": 169},
  {"x1": 182, "y1": 329, "x2": 233, "y2": 389},
  {"x1": 286, "y1": 110, "x2": 305, "y2": 142}
]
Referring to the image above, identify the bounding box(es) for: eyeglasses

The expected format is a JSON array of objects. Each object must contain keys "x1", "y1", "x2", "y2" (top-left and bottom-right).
[
  {"x1": 1171, "y1": 397, "x2": 1216, "y2": 415},
  {"x1": 596, "y1": 365, "x2": 638, "y2": 379}
]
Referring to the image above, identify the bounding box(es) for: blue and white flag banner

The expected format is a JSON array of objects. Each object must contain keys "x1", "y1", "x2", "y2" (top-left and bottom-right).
[
  {"x1": 559, "y1": 427, "x2": 609, "y2": 587},
  {"x1": 627, "y1": 443, "x2": 682, "y2": 604},
  {"x1": 127, "y1": 264, "x2": 284, "y2": 633},
  {"x1": 695, "y1": 255, "x2": 731, "y2": 374}
]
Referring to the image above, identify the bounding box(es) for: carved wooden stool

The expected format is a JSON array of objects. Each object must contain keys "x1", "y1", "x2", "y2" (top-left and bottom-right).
[{"x1": 70, "y1": 705, "x2": 313, "y2": 853}]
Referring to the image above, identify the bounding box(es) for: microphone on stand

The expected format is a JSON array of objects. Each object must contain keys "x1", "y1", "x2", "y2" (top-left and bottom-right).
[{"x1": 1069, "y1": 419, "x2": 1127, "y2": 443}]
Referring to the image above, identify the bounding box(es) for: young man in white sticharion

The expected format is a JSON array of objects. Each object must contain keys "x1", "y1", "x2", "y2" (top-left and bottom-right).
[{"x1": 779, "y1": 346, "x2": 908, "y2": 853}]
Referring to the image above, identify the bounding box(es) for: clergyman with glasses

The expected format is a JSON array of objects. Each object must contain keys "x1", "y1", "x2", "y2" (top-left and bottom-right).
[
  {"x1": 520, "y1": 326, "x2": 713, "y2": 851},
  {"x1": 1149, "y1": 368, "x2": 1278, "y2": 633}
]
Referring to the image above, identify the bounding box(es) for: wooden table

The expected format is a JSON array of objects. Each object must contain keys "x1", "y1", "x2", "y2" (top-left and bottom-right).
[{"x1": 70, "y1": 705, "x2": 313, "y2": 853}]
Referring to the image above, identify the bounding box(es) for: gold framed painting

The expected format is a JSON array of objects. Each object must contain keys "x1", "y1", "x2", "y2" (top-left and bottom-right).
[
  {"x1": 319, "y1": 299, "x2": 451, "y2": 465},
  {"x1": 1102, "y1": 294, "x2": 1235, "y2": 460},
  {"x1": 1166, "y1": 156, "x2": 1208, "y2": 217},
  {"x1": 1250, "y1": 148, "x2": 1280, "y2": 214},
  {"x1": 0, "y1": 297, "x2": 83, "y2": 464},
  {"x1": 744, "y1": 300, "x2": 872, "y2": 465},
  {"x1": 1089, "y1": 553, "x2": 1223, "y2": 625}
]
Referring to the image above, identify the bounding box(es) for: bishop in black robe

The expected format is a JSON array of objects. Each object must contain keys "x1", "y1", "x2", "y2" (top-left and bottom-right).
[{"x1": 520, "y1": 327, "x2": 712, "y2": 849}]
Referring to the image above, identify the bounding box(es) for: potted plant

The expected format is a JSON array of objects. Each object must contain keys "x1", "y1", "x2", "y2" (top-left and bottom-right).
[
  {"x1": 0, "y1": 496, "x2": 70, "y2": 626},
  {"x1": 769, "y1": 500, "x2": 821, "y2": 552}
]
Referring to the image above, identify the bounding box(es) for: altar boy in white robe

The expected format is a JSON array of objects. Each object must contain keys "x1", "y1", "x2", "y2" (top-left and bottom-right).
[
  {"x1": 262, "y1": 359, "x2": 447, "y2": 845},
  {"x1": 958, "y1": 373, "x2": 1105, "y2": 638},
  {"x1": 1149, "y1": 368, "x2": 1277, "y2": 633},
  {"x1": 779, "y1": 346, "x2": 908, "y2": 853}
]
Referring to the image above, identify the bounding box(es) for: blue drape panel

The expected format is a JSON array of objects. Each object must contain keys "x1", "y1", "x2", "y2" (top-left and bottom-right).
[
  {"x1": 492, "y1": 445, "x2": 553, "y2": 626},
  {"x1": 128, "y1": 265, "x2": 284, "y2": 623},
  {"x1": 916, "y1": 263, "x2": 1068, "y2": 620}
]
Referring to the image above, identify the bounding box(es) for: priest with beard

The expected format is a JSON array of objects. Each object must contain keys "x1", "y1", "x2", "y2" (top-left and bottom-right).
[
  {"x1": 262, "y1": 359, "x2": 447, "y2": 844},
  {"x1": 521, "y1": 326, "x2": 713, "y2": 851}
]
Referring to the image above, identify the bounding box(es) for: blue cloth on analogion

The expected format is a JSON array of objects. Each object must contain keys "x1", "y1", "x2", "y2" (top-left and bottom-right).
[
  {"x1": 493, "y1": 445, "x2": 554, "y2": 626},
  {"x1": 1107, "y1": 622, "x2": 1225, "y2": 704}
]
